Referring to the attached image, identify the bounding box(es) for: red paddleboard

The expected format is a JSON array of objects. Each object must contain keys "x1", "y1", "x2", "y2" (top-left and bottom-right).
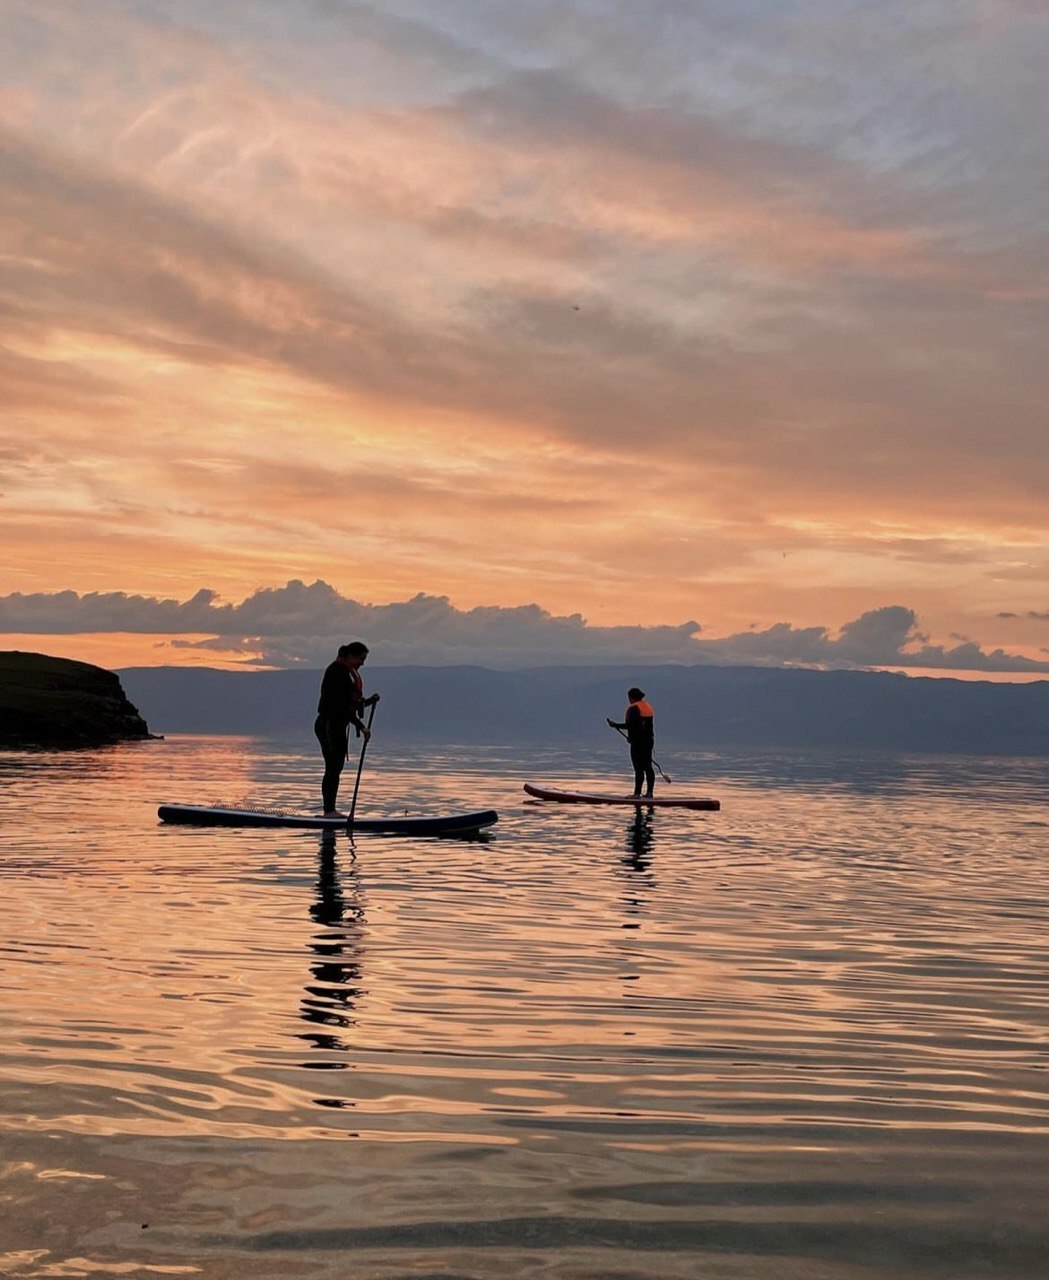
[{"x1": 523, "y1": 784, "x2": 719, "y2": 811}]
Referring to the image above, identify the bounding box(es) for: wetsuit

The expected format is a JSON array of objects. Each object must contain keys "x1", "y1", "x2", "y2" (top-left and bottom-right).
[
  {"x1": 314, "y1": 660, "x2": 366, "y2": 812},
  {"x1": 624, "y1": 699, "x2": 655, "y2": 797}
]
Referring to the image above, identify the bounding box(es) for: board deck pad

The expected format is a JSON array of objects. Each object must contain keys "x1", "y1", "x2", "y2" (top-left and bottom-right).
[
  {"x1": 158, "y1": 804, "x2": 498, "y2": 834},
  {"x1": 523, "y1": 784, "x2": 719, "y2": 811}
]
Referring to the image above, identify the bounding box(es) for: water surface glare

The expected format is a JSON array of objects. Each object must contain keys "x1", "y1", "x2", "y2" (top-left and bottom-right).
[{"x1": 1, "y1": 736, "x2": 1047, "y2": 1279}]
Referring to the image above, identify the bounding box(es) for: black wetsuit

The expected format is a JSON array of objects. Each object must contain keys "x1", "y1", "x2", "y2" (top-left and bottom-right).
[
  {"x1": 314, "y1": 660, "x2": 365, "y2": 812},
  {"x1": 624, "y1": 702, "x2": 655, "y2": 797}
]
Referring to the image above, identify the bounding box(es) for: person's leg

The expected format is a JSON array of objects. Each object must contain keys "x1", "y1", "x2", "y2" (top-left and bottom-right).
[
  {"x1": 629, "y1": 743, "x2": 645, "y2": 797},
  {"x1": 643, "y1": 755, "x2": 655, "y2": 797},
  {"x1": 323, "y1": 730, "x2": 348, "y2": 812},
  {"x1": 315, "y1": 717, "x2": 348, "y2": 812},
  {"x1": 322, "y1": 756, "x2": 340, "y2": 812}
]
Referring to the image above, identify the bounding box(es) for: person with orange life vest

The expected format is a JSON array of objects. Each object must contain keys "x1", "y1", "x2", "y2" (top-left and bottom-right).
[
  {"x1": 607, "y1": 687, "x2": 656, "y2": 798},
  {"x1": 315, "y1": 641, "x2": 380, "y2": 816}
]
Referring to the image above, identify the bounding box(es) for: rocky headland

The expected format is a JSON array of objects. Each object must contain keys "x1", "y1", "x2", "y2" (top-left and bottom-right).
[{"x1": 0, "y1": 651, "x2": 155, "y2": 748}]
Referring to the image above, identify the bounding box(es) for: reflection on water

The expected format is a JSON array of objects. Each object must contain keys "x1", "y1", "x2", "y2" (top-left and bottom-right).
[
  {"x1": 299, "y1": 832, "x2": 365, "y2": 1063},
  {"x1": 618, "y1": 811, "x2": 655, "y2": 935},
  {"x1": 626, "y1": 806, "x2": 656, "y2": 868},
  {"x1": 0, "y1": 735, "x2": 1047, "y2": 1280}
]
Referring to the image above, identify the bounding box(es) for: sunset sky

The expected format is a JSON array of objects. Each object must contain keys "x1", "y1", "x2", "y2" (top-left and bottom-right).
[{"x1": 1, "y1": 0, "x2": 1047, "y2": 673}]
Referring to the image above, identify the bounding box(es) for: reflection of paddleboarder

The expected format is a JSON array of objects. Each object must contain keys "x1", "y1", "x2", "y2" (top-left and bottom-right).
[
  {"x1": 300, "y1": 830, "x2": 366, "y2": 1059},
  {"x1": 315, "y1": 642, "x2": 380, "y2": 817},
  {"x1": 626, "y1": 809, "x2": 655, "y2": 868},
  {"x1": 607, "y1": 687, "x2": 656, "y2": 799}
]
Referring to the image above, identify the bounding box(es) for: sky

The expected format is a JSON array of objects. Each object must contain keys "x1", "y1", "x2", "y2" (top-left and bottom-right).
[{"x1": 1, "y1": 0, "x2": 1047, "y2": 673}]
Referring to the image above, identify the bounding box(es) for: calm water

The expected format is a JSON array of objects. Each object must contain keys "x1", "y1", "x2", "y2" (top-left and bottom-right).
[{"x1": 1, "y1": 736, "x2": 1047, "y2": 1279}]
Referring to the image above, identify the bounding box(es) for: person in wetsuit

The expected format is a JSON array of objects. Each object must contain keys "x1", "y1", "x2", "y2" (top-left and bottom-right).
[
  {"x1": 607, "y1": 687, "x2": 656, "y2": 798},
  {"x1": 315, "y1": 641, "x2": 380, "y2": 816}
]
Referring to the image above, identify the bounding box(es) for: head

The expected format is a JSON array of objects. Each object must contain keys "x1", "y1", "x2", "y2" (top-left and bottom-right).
[
  {"x1": 627, "y1": 686, "x2": 645, "y2": 703},
  {"x1": 338, "y1": 641, "x2": 369, "y2": 667}
]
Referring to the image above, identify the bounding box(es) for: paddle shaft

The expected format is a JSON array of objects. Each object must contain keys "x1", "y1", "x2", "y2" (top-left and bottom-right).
[
  {"x1": 610, "y1": 722, "x2": 672, "y2": 784},
  {"x1": 347, "y1": 700, "x2": 377, "y2": 828}
]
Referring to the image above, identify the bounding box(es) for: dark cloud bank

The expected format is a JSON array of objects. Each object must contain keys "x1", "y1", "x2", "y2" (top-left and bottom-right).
[{"x1": 2, "y1": 579, "x2": 1047, "y2": 674}]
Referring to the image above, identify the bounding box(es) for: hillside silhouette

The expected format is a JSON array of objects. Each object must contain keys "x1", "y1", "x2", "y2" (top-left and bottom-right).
[{"x1": 117, "y1": 664, "x2": 1049, "y2": 757}]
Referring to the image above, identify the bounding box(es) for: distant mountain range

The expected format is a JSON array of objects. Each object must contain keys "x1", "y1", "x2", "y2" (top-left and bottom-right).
[{"x1": 117, "y1": 664, "x2": 1049, "y2": 756}]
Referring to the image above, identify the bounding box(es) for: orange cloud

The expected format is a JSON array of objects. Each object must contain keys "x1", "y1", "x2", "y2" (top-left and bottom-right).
[{"x1": 0, "y1": 0, "x2": 1046, "y2": 660}]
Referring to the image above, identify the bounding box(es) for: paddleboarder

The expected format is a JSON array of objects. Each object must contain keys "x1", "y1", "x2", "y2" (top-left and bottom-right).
[
  {"x1": 607, "y1": 687, "x2": 656, "y2": 798},
  {"x1": 315, "y1": 641, "x2": 380, "y2": 817}
]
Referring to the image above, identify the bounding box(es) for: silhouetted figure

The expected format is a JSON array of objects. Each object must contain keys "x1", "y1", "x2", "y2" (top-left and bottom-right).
[
  {"x1": 607, "y1": 687, "x2": 656, "y2": 798},
  {"x1": 314, "y1": 641, "x2": 380, "y2": 816}
]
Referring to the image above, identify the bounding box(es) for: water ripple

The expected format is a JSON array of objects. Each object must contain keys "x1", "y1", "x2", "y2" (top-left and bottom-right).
[{"x1": 0, "y1": 737, "x2": 1047, "y2": 1279}]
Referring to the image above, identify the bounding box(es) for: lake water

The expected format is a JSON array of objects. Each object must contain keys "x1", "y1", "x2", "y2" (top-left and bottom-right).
[{"x1": 1, "y1": 736, "x2": 1047, "y2": 1279}]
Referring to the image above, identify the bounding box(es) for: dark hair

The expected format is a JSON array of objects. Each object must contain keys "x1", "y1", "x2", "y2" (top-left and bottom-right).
[
  {"x1": 339, "y1": 641, "x2": 369, "y2": 659},
  {"x1": 627, "y1": 686, "x2": 645, "y2": 700}
]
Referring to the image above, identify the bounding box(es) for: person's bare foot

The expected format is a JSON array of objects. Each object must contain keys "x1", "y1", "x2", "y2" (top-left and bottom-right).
[{"x1": 323, "y1": 809, "x2": 346, "y2": 818}]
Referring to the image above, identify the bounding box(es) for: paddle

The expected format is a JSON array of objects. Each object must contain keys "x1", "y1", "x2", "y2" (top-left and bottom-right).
[
  {"x1": 608, "y1": 721, "x2": 673, "y2": 784},
  {"x1": 347, "y1": 699, "x2": 378, "y2": 830}
]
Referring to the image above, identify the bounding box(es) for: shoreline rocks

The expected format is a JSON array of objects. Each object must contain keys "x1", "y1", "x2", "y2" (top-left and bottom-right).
[{"x1": 0, "y1": 651, "x2": 156, "y2": 749}]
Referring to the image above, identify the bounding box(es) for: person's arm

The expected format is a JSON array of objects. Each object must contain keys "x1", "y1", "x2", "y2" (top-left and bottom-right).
[
  {"x1": 355, "y1": 685, "x2": 379, "y2": 735},
  {"x1": 348, "y1": 702, "x2": 371, "y2": 741},
  {"x1": 606, "y1": 716, "x2": 627, "y2": 729},
  {"x1": 345, "y1": 670, "x2": 371, "y2": 738}
]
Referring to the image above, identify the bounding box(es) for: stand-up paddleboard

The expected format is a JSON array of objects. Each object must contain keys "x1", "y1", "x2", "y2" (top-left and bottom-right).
[
  {"x1": 158, "y1": 804, "x2": 498, "y2": 834},
  {"x1": 524, "y1": 784, "x2": 719, "y2": 811}
]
